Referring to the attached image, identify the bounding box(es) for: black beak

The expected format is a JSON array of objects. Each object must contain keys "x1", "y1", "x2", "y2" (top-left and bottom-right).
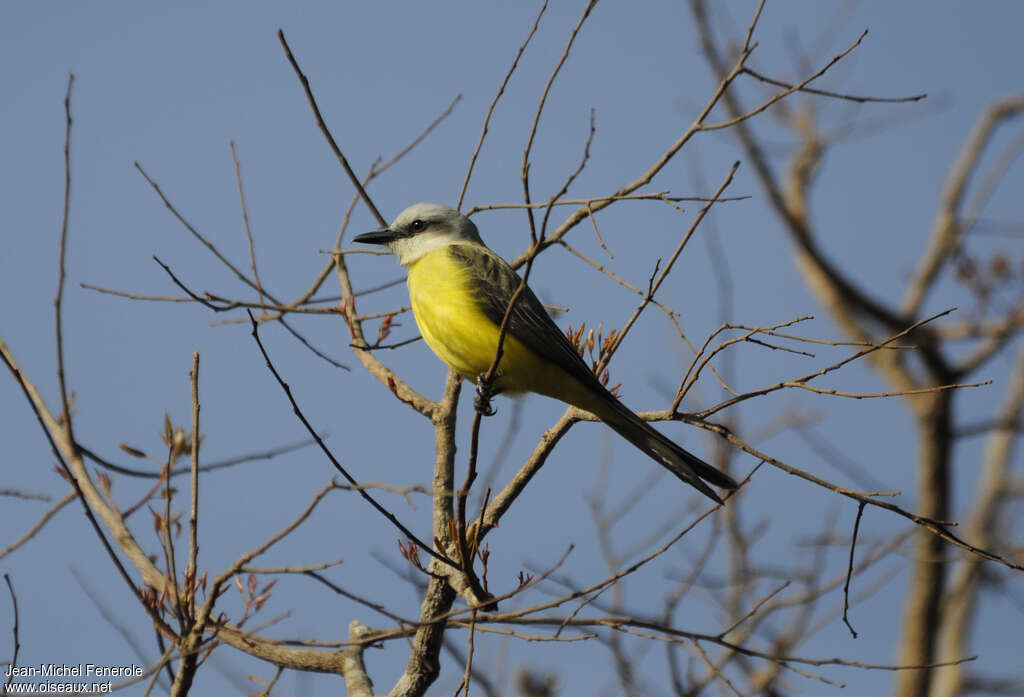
[{"x1": 353, "y1": 228, "x2": 397, "y2": 245}]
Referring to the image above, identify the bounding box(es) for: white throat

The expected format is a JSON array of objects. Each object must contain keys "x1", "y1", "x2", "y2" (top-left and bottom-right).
[{"x1": 390, "y1": 231, "x2": 462, "y2": 266}]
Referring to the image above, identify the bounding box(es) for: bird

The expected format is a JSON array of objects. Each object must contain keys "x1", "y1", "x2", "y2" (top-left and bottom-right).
[{"x1": 354, "y1": 202, "x2": 739, "y2": 503}]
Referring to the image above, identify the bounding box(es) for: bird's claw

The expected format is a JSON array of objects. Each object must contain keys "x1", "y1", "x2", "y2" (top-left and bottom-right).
[{"x1": 474, "y1": 377, "x2": 497, "y2": 416}]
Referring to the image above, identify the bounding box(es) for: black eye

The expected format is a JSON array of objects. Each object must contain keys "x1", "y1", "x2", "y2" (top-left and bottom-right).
[{"x1": 409, "y1": 219, "x2": 426, "y2": 233}]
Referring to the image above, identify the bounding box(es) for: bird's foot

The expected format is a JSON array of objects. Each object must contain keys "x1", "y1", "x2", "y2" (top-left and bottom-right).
[{"x1": 474, "y1": 376, "x2": 497, "y2": 416}]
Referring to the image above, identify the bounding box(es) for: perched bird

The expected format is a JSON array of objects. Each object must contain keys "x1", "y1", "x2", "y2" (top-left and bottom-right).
[{"x1": 355, "y1": 203, "x2": 738, "y2": 503}]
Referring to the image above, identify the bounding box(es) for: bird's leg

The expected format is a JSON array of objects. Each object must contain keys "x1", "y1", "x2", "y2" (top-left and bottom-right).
[{"x1": 474, "y1": 374, "x2": 498, "y2": 416}]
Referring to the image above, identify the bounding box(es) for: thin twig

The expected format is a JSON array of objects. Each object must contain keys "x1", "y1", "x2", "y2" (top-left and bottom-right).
[
  {"x1": 55, "y1": 73, "x2": 76, "y2": 449},
  {"x1": 742, "y1": 66, "x2": 927, "y2": 104},
  {"x1": 0, "y1": 339, "x2": 178, "y2": 638},
  {"x1": 231, "y1": 141, "x2": 266, "y2": 310},
  {"x1": 137, "y1": 164, "x2": 266, "y2": 295},
  {"x1": 79, "y1": 436, "x2": 320, "y2": 479},
  {"x1": 842, "y1": 502, "x2": 866, "y2": 638},
  {"x1": 457, "y1": 610, "x2": 479, "y2": 697},
  {"x1": 597, "y1": 161, "x2": 740, "y2": 375},
  {"x1": 305, "y1": 571, "x2": 416, "y2": 626},
  {"x1": 678, "y1": 417, "x2": 1024, "y2": 571},
  {"x1": 247, "y1": 311, "x2": 457, "y2": 569},
  {"x1": 0, "y1": 489, "x2": 51, "y2": 502},
  {"x1": 718, "y1": 581, "x2": 790, "y2": 638},
  {"x1": 277, "y1": 29, "x2": 384, "y2": 226},
  {"x1": 464, "y1": 192, "x2": 749, "y2": 215},
  {"x1": 696, "y1": 308, "x2": 957, "y2": 418},
  {"x1": 161, "y1": 436, "x2": 182, "y2": 628},
  {"x1": 152, "y1": 256, "x2": 352, "y2": 369},
  {"x1": 300, "y1": 94, "x2": 460, "y2": 307},
  {"x1": 699, "y1": 31, "x2": 871, "y2": 132},
  {"x1": 187, "y1": 352, "x2": 201, "y2": 618},
  {"x1": 3, "y1": 574, "x2": 19, "y2": 695},
  {"x1": 785, "y1": 378, "x2": 990, "y2": 400},
  {"x1": 519, "y1": 0, "x2": 599, "y2": 243},
  {"x1": 241, "y1": 559, "x2": 344, "y2": 575},
  {"x1": 0, "y1": 489, "x2": 77, "y2": 561},
  {"x1": 389, "y1": 97, "x2": 463, "y2": 174},
  {"x1": 457, "y1": 0, "x2": 548, "y2": 211}
]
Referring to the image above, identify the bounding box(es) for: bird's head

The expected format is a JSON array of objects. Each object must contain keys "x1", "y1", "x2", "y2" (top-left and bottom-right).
[{"x1": 354, "y1": 202, "x2": 482, "y2": 266}]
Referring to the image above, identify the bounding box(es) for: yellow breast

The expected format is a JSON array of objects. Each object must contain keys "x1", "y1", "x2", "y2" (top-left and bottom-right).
[{"x1": 406, "y1": 246, "x2": 540, "y2": 391}]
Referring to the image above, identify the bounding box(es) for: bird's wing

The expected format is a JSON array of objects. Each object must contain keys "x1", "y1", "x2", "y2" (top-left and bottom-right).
[
  {"x1": 447, "y1": 243, "x2": 602, "y2": 390},
  {"x1": 449, "y1": 242, "x2": 738, "y2": 500}
]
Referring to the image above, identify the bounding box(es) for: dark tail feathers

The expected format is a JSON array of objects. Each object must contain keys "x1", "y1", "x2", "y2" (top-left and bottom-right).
[{"x1": 594, "y1": 397, "x2": 738, "y2": 504}]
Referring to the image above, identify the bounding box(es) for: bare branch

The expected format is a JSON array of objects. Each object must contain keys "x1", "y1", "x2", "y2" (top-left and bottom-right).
[
  {"x1": 457, "y1": 0, "x2": 548, "y2": 211},
  {"x1": 277, "y1": 29, "x2": 384, "y2": 226},
  {"x1": 341, "y1": 621, "x2": 375, "y2": 697},
  {"x1": 3, "y1": 574, "x2": 20, "y2": 696},
  {"x1": 841, "y1": 502, "x2": 867, "y2": 638},
  {"x1": 230, "y1": 141, "x2": 267, "y2": 311},
  {"x1": 55, "y1": 73, "x2": 75, "y2": 449},
  {"x1": 597, "y1": 161, "x2": 741, "y2": 374},
  {"x1": 187, "y1": 352, "x2": 200, "y2": 619},
  {"x1": 699, "y1": 31, "x2": 870, "y2": 132},
  {"x1": 741, "y1": 66, "x2": 927, "y2": 104},
  {"x1": 247, "y1": 312, "x2": 456, "y2": 569},
  {"x1": 902, "y1": 94, "x2": 1024, "y2": 315},
  {"x1": 0, "y1": 489, "x2": 77, "y2": 561}
]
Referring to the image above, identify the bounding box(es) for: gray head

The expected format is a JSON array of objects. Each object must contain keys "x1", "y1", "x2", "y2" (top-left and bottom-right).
[{"x1": 354, "y1": 202, "x2": 483, "y2": 266}]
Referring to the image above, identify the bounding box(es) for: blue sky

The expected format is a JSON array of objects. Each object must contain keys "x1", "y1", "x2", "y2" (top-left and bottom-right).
[{"x1": 2, "y1": 2, "x2": 1022, "y2": 695}]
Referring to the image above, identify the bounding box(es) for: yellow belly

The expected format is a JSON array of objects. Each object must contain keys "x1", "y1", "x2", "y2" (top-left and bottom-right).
[{"x1": 406, "y1": 247, "x2": 546, "y2": 393}]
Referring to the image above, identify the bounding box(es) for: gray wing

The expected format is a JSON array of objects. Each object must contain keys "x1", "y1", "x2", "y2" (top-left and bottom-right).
[
  {"x1": 447, "y1": 244, "x2": 603, "y2": 391},
  {"x1": 448, "y1": 243, "x2": 739, "y2": 499}
]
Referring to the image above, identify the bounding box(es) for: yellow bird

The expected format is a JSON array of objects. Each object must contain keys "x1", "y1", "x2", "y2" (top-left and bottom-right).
[{"x1": 355, "y1": 203, "x2": 738, "y2": 503}]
